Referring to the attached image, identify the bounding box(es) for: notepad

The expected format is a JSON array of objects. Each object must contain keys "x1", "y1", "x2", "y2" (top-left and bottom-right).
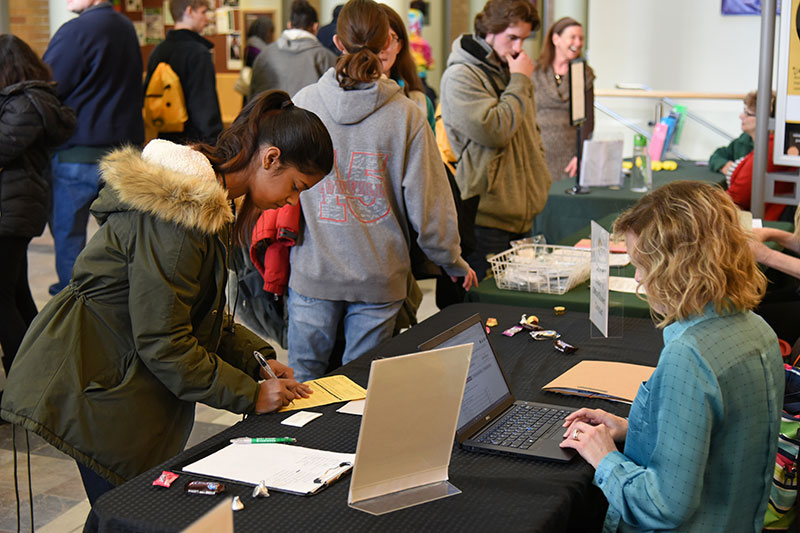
[
  {"x1": 542, "y1": 360, "x2": 655, "y2": 404},
  {"x1": 181, "y1": 443, "x2": 355, "y2": 496},
  {"x1": 279, "y1": 375, "x2": 367, "y2": 412}
]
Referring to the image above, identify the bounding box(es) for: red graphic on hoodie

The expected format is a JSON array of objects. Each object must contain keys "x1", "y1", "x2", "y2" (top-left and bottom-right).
[{"x1": 318, "y1": 150, "x2": 390, "y2": 223}]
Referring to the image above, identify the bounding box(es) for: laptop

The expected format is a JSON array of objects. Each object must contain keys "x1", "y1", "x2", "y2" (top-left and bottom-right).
[{"x1": 419, "y1": 314, "x2": 576, "y2": 462}]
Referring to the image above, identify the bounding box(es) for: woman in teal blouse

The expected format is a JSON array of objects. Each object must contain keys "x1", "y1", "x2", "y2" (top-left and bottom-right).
[{"x1": 560, "y1": 181, "x2": 784, "y2": 532}]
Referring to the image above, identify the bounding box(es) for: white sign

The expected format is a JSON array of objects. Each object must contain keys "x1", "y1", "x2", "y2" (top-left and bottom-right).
[
  {"x1": 589, "y1": 221, "x2": 610, "y2": 337},
  {"x1": 579, "y1": 140, "x2": 624, "y2": 187}
]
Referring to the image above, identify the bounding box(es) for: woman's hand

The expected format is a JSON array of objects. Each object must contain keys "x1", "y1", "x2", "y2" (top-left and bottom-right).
[
  {"x1": 261, "y1": 358, "x2": 295, "y2": 380},
  {"x1": 254, "y1": 378, "x2": 310, "y2": 413},
  {"x1": 720, "y1": 160, "x2": 734, "y2": 176},
  {"x1": 452, "y1": 268, "x2": 479, "y2": 290},
  {"x1": 559, "y1": 419, "x2": 618, "y2": 469},
  {"x1": 564, "y1": 156, "x2": 578, "y2": 178},
  {"x1": 562, "y1": 408, "x2": 628, "y2": 442}
]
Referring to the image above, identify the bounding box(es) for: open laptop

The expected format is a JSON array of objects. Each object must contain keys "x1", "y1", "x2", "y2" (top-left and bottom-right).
[{"x1": 419, "y1": 314, "x2": 576, "y2": 462}]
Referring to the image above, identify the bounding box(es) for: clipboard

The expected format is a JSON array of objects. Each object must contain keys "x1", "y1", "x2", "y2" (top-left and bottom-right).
[{"x1": 171, "y1": 441, "x2": 355, "y2": 496}]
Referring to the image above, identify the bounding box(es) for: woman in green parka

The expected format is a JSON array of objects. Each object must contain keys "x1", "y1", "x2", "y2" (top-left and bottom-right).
[{"x1": 0, "y1": 90, "x2": 334, "y2": 504}]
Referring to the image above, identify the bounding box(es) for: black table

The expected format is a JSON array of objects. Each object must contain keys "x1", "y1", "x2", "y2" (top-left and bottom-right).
[
  {"x1": 533, "y1": 161, "x2": 722, "y2": 244},
  {"x1": 89, "y1": 303, "x2": 664, "y2": 532}
]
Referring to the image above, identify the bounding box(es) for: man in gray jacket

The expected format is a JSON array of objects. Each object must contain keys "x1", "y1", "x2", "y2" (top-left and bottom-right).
[
  {"x1": 440, "y1": 0, "x2": 552, "y2": 279},
  {"x1": 249, "y1": 0, "x2": 337, "y2": 98}
]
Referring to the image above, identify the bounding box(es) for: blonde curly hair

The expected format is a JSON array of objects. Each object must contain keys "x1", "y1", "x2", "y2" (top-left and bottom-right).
[{"x1": 613, "y1": 181, "x2": 766, "y2": 328}]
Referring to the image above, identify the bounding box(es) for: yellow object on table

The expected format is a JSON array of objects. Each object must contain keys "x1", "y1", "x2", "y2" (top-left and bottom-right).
[
  {"x1": 554, "y1": 306, "x2": 565, "y2": 315},
  {"x1": 278, "y1": 375, "x2": 366, "y2": 412},
  {"x1": 622, "y1": 161, "x2": 633, "y2": 170}
]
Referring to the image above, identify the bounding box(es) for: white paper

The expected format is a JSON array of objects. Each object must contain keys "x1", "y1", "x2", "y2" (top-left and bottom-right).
[
  {"x1": 579, "y1": 140, "x2": 624, "y2": 187},
  {"x1": 590, "y1": 221, "x2": 610, "y2": 337},
  {"x1": 281, "y1": 411, "x2": 323, "y2": 427},
  {"x1": 608, "y1": 253, "x2": 630, "y2": 267},
  {"x1": 608, "y1": 276, "x2": 646, "y2": 294},
  {"x1": 337, "y1": 400, "x2": 365, "y2": 416},
  {"x1": 183, "y1": 443, "x2": 355, "y2": 494},
  {"x1": 752, "y1": 218, "x2": 763, "y2": 228}
]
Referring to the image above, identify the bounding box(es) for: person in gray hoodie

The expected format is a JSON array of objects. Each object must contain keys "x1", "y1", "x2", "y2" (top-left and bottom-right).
[
  {"x1": 290, "y1": 0, "x2": 477, "y2": 382},
  {"x1": 249, "y1": 0, "x2": 337, "y2": 99},
  {"x1": 440, "y1": 0, "x2": 552, "y2": 280}
]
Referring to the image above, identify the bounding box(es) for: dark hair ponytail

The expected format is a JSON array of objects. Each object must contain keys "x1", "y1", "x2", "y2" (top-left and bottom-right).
[
  {"x1": 194, "y1": 90, "x2": 334, "y2": 245},
  {"x1": 334, "y1": 0, "x2": 388, "y2": 90}
]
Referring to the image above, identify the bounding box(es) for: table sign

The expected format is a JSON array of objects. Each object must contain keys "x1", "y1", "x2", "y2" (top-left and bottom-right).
[{"x1": 590, "y1": 221, "x2": 610, "y2": 337}]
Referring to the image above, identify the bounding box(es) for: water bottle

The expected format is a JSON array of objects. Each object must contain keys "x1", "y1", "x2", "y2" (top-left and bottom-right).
[{"x1": 630, "y1": 134, "x2": 652, "y2": 193}]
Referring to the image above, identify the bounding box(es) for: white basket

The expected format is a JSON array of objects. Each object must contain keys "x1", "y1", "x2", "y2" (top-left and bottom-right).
[{"x1": 489, "y1": 244, "x2": 591, "y2": 295}]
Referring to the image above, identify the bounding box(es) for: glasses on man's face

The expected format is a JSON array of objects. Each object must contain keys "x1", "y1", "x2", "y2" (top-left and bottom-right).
[{"x1": 743, "y1": 108, "x2": 757, "y2": 117}]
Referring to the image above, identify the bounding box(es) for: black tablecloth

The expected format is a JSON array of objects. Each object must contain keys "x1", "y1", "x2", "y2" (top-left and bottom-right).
[{"x1": 89, "y1": 303, "x2": 664, "y2": 532}]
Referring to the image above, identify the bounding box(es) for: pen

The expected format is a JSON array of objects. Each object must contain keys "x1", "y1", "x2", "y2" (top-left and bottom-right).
[
  {"x1": 253, "y1": 350, "x2": 278, "y2": 380},
  {"x1": 230, "y1": 437, "x2": 297, "y2": 444}
]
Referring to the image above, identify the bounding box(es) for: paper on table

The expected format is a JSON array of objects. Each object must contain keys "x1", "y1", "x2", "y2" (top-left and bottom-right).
[
  {"x1": 542, "y1": 360, "x2": 656, "y2": 404},
  {"x1": 281, "y1": 410, "x2": 323, "y2": 427},
  {"x1": 608, "y1": 276, "x2": 645, "y2": 294},
  {"x1": 608, "y1": 253, "x2": 630, "y2": 267},
  {"x1": 574, "y1": 238, "x2": 627, "y2": 254},
  {"x1": 337, "y1": 399, "x2": 365, "y2": 416},
  {"x1": 279, "y1": 375, "x2": 366, "y2": 412},
  {"x1": 182, "y1": 443, "x2": 355, "y2": 495}
]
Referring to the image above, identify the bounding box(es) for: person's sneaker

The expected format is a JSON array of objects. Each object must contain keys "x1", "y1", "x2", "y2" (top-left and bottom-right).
[{"x1": 49, "y1": 282, "x2": 65, "y2": 296}]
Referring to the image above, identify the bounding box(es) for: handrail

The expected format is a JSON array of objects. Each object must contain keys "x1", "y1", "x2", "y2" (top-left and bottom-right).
[
  {"x1": 595, "y1": 89, "x2": 746, "y2": 100},
  {"x1": 598, "y1": 83, "x2": 738, "y2": 142}
]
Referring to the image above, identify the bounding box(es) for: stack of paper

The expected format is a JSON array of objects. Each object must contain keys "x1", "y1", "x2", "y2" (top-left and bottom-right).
[{"x1": 542, "y1": 360, "x2": 655, "y2": 404}]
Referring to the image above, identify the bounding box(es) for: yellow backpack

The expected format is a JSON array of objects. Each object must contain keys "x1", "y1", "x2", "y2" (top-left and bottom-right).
[
  {"x1": 434, "y1": 102, "x2": 457, "y2": 175},
  {"x1": 143, "y1": 62, "x2": 188, "y2": 140}
]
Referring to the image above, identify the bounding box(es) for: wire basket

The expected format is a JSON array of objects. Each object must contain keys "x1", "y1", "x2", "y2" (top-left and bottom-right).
[{"x1": 489, "y1": 244, "x2": 591, "y2": 295}]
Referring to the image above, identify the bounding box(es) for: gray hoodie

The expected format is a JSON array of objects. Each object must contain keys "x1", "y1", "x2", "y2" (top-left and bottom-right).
[
  {"x1": 249, "y1": 29, "x2": 337, "y2": 98},
  {"x1": 440, "y1": 34, "x2": 551, "y2": 234},
  {"x1": 291, "y1": 68, "x2": 469, "y2": 303}
]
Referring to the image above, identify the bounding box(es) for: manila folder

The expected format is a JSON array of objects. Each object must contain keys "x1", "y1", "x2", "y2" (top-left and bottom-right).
[{"x1": 542, "y1": 360, "x2": 655, "y2": 405}]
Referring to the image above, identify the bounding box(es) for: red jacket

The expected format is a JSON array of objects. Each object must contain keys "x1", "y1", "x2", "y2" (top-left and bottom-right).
[
  {"x1": 727, "y1": 133, "x2": 794, "y2": 221},
  {"x1": 249, "y1": 204, "x2": 301, "y2": 295}
]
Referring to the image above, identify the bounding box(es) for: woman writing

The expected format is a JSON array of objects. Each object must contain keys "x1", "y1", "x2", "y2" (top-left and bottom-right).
[
  {"x1": 560, "y1": 181, "x2": 783, "y2": 531},
  {"x1": 288, "y1": 0, "x2": 477, "y2": 383},
  {"x1": 532, "y1": 17, "x2": 594, "y2": 181},
  {"x1": 0, "y1": 90, "x2": 333, "y2": 504}
]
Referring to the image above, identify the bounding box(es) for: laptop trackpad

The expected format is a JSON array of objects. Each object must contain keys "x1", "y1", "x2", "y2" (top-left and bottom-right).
[{"x1": 530, "y1": 437, "x2": 576, "y2": 462}]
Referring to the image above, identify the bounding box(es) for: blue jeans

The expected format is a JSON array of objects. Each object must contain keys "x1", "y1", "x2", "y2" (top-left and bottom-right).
[
  {"x1": 466, "y1": 225, "x2": 528, "y2": 281},
  {"x1": 287, "y1": 288, "x2": 403, "y2": 382},
  {"x1": 49, "y1": 154, "x2": 102, "y2": 292}
]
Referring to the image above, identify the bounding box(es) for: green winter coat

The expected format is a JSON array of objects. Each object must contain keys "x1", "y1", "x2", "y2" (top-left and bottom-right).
[{"x1": 0, "y1": 144, "x2": 274, "y2": 485}]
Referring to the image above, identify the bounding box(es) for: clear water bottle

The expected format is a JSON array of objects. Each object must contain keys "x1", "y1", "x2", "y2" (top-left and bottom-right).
[{"x1": 630, "y1": 134, "x2": 652, "y2": 193}]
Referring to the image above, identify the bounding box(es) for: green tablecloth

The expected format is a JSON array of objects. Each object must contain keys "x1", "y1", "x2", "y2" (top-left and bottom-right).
[
  {"x1": 467, "y1": 214, "x2": 794, "y2": 319},
  {"x1": 532, "y1": 160, "x2": 722, "y2": 244}
]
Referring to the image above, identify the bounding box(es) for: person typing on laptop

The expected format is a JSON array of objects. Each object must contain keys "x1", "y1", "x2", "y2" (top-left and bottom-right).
[{"x1": 559, "y1": 181, "x2": 783, "y2": 532}]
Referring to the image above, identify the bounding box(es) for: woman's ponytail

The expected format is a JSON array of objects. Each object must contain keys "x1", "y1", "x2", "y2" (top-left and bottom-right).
[{"x1": 333, "y1": 0, "x2": 388, "y2": 89}]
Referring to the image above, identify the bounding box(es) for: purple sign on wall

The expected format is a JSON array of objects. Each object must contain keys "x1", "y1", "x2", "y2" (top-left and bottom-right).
[{"x1": 722, "y1": 0, "x2": 781, "y2": 15}]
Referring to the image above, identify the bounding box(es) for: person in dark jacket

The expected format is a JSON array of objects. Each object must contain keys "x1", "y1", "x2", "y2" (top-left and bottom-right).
[
  {"x1": 317, "y1": 3, "x2": 343, "y2": 56},
  {"x1": 0, "y1": 35, "x2": 76, "y2": 379},
  {"x1": 43, "y1": 0, "x2": 144, "y2": 296},
  {"x1": 0, "y1": 91, "x2": 333, "y2": 506},
  {"x1": 144, "y1": 0, "x2": 223, "y2": 145}
]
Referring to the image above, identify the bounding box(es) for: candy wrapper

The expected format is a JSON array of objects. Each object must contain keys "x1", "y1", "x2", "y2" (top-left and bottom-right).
[
  {"x1": 530, "y1": 330, "x2": 560, "y2": 340},
  {"x1": 184, "y1": 480, "x2": 226, "y2": 495},
  {"x1": 503, "y1": 325, "x2": 524, "y2": 337},
  {"x1": 152, "y1": 471, "x2": 179, "y2": 488},
  {"x1": 554, "y1": 339, "x2": 577, "y2": 354}
]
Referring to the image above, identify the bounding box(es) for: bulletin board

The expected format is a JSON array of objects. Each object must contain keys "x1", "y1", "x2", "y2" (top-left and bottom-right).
[
  {"x1": 774, "y1": 0, "x2": 800, "y2": 166},
  {"x1": 117, "y1": 0, "x2": 274, "y2": 73}
]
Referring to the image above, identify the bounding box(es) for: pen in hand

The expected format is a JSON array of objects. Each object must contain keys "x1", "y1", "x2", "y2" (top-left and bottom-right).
[{"x1": 253, "y1": 350, "x2": 279, "y2": 380}]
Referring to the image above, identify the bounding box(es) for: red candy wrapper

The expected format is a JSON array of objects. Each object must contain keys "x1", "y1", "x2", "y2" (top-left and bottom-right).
[{"x1": 153, "y1": 470, "x2": 179, "y2": 488}]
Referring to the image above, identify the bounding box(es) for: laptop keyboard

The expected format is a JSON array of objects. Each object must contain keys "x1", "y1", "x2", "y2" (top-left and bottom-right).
[{"x1": 474, "y1": 404, "x2": 572, "y2": 449}]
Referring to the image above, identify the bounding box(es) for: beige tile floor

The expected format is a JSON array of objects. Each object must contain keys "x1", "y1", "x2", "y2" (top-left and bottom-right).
[{"x1": 0, "y1": 219, "x2": 441, "y2": 532}]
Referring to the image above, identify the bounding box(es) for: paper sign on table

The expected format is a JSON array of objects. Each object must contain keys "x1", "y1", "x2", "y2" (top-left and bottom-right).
[
  {"x1": 279, "y1": 375, "x2": 366, "y2": 412},
  {"x1": 589, "y1": 222, "x2": 610, "y2": 337},
  {"x1": 337, "y1": 400, "x2": 365, "y2": 416}
]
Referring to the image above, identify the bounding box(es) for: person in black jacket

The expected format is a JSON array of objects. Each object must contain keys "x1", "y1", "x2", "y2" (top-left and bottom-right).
[
  {"x1": 0, "y1": 35, "x2": 76, "y2": 377},
  {"x1": 144, "y1": 0, "x2": 223, "y2": 145}
]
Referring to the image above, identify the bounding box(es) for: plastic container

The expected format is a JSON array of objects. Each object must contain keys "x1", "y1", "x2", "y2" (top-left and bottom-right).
[
  {"x1": 630, "y1": 134, "x2": 652, "y2": 193},
  {"x1": 488, "y1": 244, "x2": 591, "y2": 295}
]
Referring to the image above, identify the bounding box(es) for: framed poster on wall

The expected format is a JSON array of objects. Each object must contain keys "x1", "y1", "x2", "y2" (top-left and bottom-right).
[{"x1": 774, "y1": 0, "x2": 800, "y2": 166}]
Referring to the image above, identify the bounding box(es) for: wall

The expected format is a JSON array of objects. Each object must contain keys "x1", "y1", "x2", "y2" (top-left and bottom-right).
[
  {"x1": 587, "y1": 0, "x2": 780, "y2": 160},
  {"x1": 8, "y1": 0, "x2": 50, "y2": 55}
]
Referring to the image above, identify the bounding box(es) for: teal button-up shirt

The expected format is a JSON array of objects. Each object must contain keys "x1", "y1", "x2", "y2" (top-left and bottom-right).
[{"x1": 595, "y1": 306, "x2": 783, "y2": 532}]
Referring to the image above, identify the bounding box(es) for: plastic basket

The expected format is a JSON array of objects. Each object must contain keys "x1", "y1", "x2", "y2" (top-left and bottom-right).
[{"x1": 488, "y1": 244, "x2": 591, "y2": 295}]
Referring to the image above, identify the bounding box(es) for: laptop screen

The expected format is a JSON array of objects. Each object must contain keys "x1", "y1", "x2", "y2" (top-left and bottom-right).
[{"x1": 421, "y1": 317, "x2": 513, "y2": 433}]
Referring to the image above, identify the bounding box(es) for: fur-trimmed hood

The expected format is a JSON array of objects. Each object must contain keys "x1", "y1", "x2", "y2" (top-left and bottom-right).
[{"x1": 95, "y1": 141, "x2": 233, "y2": 234}]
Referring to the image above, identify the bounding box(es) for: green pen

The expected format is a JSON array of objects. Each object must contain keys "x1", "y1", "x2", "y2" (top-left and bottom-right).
[{"x1": 230, "y1": 437, "x2": 297, "y2": 444}]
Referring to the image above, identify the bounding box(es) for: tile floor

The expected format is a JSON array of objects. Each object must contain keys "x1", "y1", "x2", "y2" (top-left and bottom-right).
[{"x1": 0, "y1": 220, "x2": 441, "y2": 532}]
